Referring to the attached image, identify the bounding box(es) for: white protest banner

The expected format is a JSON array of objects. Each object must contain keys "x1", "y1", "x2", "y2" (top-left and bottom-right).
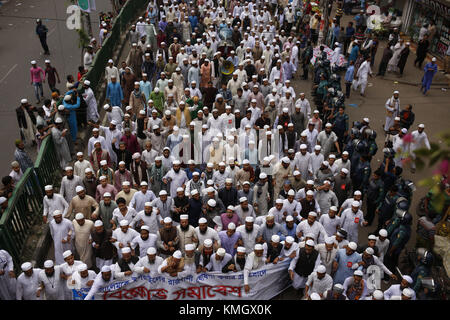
[
  {"x1": 73, "y1": 260, "x2": 291, "y2": 300},
  {"x1": 310, "y1": 45, "x2": 347, "y2": 67}
]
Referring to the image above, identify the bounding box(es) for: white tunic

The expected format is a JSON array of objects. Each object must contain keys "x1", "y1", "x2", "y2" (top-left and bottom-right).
[
  {"x1": 130, "y1": 190, "x2": 157, "y2": 212},
  {"x1": 319, "y1": 214, "x2": 341, "y2": 237},
  {"x1": 134, "y1": 255, "x2": 164, "y2": 275},
  {"x1": 340, "y1": 208, "x2": 365, "y2": 243},
  {"x1": 39, "y1": 266, "x2": 65, "y2": 300},
  {"x1": 310, "y1": 153, "x2": 325, "y2": 175},
  {"x1": 131, "y1": 234, "x2": 158, "y2": 258},
  {"x1": 74, "y1": 160, "x2": 93, "y2": 180},
  {"x1": 111, "y1": 228, "x2": 140, "y2": 259},
  {"x1": 43, "y1": 194, "x2": 69, "y2": 223},
  {"x1": 316, "y1": 243, "x2": 338, "y2": 274},
  {"x1": 296, "y1": 220, "x2": 327, "y2": 244},
  {"x1": 194, "y1": 227, "x2": 221, "y2": 248},
  {"x1": 243, "y1": 252, "x2": 266, "y2": 285},
  {"x1": 0, "y1": 250, "x2": 15, "y2": 300},
  {"x1": 163, "y1": 169, "x2": 189, "y2": 198},
  {"x1": 59, "y1": 175, "x2": 83, "y2": 203},
  {"x1": 131, "y1": 210, "x2": 161, "y2": 234},
  {"x1": 49, "y1": 218, "x2": 74, "y2": 265},
  {"x1": 16, "y1": 269, "x2": 42, "y2": 300},
  {"x1": 205, "y1": 253, "x2": 233, "y2": 272},
  {"x1": 294, "y1": 152, "x2": 313, "y2": 179},
  {"x1": 236, "y1": 224, "x2": 260, "y2": 254},
  {"x1": 305, "y1": 272, "x2": 333, "y2": 295}
]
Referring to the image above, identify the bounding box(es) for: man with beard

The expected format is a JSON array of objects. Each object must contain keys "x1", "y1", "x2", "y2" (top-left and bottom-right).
[
  {"x1": 186, "y1": 189, "x2": 202, "y2": 227},
  {"x1": 304, "y1": 264, "x2": 333, "y2": 299},
  {"x1": 212, "y1": 162, "x2": 230, "y2": 190},
  {"x1": 234, "y1": 197, "x2": 257, "y2": 225},
  {"x1": 90, "y1": 220, "x2": 114, "y2": 272},
  {"x1": 384, "y1": 275, "x2": 416, "y2": 300},
  {"x1": 273, "y1": 157, "x2": 293, "y2": 200},
  {"x1": 218, "y1": 223, "x2": 243, "y2": 257},
  {"x1": 115, "y1": 181, "x2": 137, "y2": 206},
  {"x1": 112, "y1": 142, "x2": 132, "y2": 171},
  {"x1": 194, "y1": 239, "x2": 214, "y2": 273},
  {"x1": 173, "y1": 187, "x2": 189, "y2": 223},
  {"x1": 299, "y1": 190, "x2": 321, "y2": 220},
  {"x1": 235, "y1": 161, "x2": 255, "y2": 190},
  {"x1": 50, "y1": 210, "x2": 74, "y2": 265},
  {"x1": 293, "y1": 144, "x2": 313, "y2": 180},
  {"x1": 163, "y1": 160, "x2": 189, "y2": 198},
  {"x1": 264, "y1": 235, "x2": 283, "y2": 264},
  {"x1": 59, "y1": 166, "x2": 83, "y2": 204},
  {"x1": 202, "y1": 199, "x2": 222, "y2": 229},
  {"x1": 114, "y1": 161, "x2": 132, "y2": 191},
  {"x1": 288, "y1": 240, "x2": 321, "y2": 297},
  {"x1": 185, "y1": 172, "x2": 205, "y2": 196},
  {"x1": 238, "y1": 181, "x2": 254, "y2": 205},
  {"x1": 195, "y1": 218, "x2": 221, "y2": 251},
  {"x1": 244, "y1": 244, "x2": 266, "y2": 293},
  {"x1": 43, "y1": 185, "x2": 69, "y2": 224},
  {"x1": 340, "y1": 201, "x2": 368, "y2": 243},
  {"x1": 333, "y1": 168, "x2": 352, "y2": 207},
  {"x1": 314, "y1": 161, "x2": 334, "y2": 186},
  {"x1": 157, "y1": 217, "x2": 180, "y2": 258},
  {"x1": 218, "y1": 178, "x2": 238, "y2": 208},
  {"x1": 131, "y1": 226, "x2": 157, "y2": 258},
  {"x1": 225, "y1": 246, "x2": 247, "y2": 272},
  {"x1": 282, "y1": 189, "x2": 302, "y2": 221},
  {"x1": 319, "y1": 206, "x2": 341, "y2": 239},
  {"x1": 38, "y1": 260, "x2": 65, "y2": 300},
  {"x1": 258, "y1": 214, "x2": 288, "y2": 244},
  {"x1": 236, "y1": 216, "x2": 260, "y2": 254},
  {"x1": 316, "y1": 181, "x2": 339, "y2": 216},
  {"x1": 84, "y1": 265, "x2": 114, "y2": 300},
  {"x1": 176, "y1": 215, "x2": 197, "y2": 254},
  {"x1": 135, "y1": 247, "x2": 163, "y2": 276},
  {"x1": 130, "y1": 181, "x2": 156, "y2": 213},
  {"x1": 147, "y1": 157, "x2": 168, "y2": 196},
  {"x1": 296, "y1": 212, "x2": 326, "y2": 244},
  {"x1": 16, "y1": 262, "x2": 42, "y2": 300}
]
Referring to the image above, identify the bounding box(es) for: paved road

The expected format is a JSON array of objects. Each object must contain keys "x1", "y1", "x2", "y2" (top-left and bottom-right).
[{"x1": 0, "y1": 0, "x2": 112, "y2": 177}]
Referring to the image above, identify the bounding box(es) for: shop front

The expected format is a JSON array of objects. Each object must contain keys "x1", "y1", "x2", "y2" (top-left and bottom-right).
[{"x1": 402, "y1": 0, "x2": 450, "y2": 58}]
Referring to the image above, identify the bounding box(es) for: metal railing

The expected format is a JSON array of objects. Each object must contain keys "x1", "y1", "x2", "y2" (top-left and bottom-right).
[{"x1": 34, "y1": 136, "x2": 60, "y2": 192}]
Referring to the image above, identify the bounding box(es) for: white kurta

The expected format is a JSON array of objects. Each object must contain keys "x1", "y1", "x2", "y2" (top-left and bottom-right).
[
  {"x1": 134, "y1": 255, "x2": 164, "y2": 275},
  {"x1": 59, "y1": 175, "x2": 83, "y2": 204},
  {"x1": 83, "y1": 87, "x2": 100, "y2": 122},
  {"x1": 0, "y1": 250, "x2": 16, "y2": 300},
  {"x1": 340, "y1": 208, "x2": 365, "y2": 243},
  {"x1": 39, "y1": 266, "x2": 65, "y2": 300},
  {"x1": 131, "y1": 234, "x2": 158, "y2": 258},
  {"x1": 16, "y1": 269, "x2": 42, "y2": 300},
  {"x1": 355, "y1": 61, "x2": 372, "y2": 94},
  {"x1": 43, "y1": 194, "x2": 69, "y2": 223},
  {"x1": 111, "y1": 228, "x2": 140, "y2": 259},
  {"x1": 163, "y1": 169, "x2": 189, "y2": 198},
  {"x1": 50, "y1": 218, "x2": 74, "y2": 265}
]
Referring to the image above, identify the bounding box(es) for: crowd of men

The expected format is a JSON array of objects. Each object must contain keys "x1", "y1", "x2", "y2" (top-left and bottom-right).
[{"x1": 1, "y1": 0, "x2": 442, "y2": 301}]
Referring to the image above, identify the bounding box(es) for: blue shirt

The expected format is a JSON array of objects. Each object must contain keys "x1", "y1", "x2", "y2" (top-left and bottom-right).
[
  {"x1": 345, "y1": 26, "x2": 355, "y2": 37},
  {"x1": 345, "y1": 65, "x2": 355, "y2": 82},
  {"x1": 184, "y1": 168, "x2": 201, "y2": 180},
  {"x1": 218, "y1": 230, "x2": 242, "y2": 256},
  {"x1": 333, "y1": 248, "x2": 362, "y2": 284},
  {"x1": 189, "y1": 15, "x2": 198, "y2": 29}
]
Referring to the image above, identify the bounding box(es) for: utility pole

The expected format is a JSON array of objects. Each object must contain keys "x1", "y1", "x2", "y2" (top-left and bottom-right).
[
  {"x1": 84, "y1": 11, "x2": 93, "y2": 38},
  {"x1": 323, "y1": 0, "x2": 330, "y2": 45}
]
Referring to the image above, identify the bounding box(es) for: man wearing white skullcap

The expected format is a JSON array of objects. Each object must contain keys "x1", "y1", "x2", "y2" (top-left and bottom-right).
[
  {"x1": 368, "y1": 289, "x2": 384, "y2": 300},
  {"x1": 59, "y1": 250, "x2": 84, "y2": 299},
  {"x1": 384, "y1": 274, "x2": 416, "y2": 300},
  {"x1": 358, "y1": 247, "x2": 397, "y2": 285},
  {"x1": 243, "y1": 244, "x2": 266, "y2": 293},
  {"x1": 49, "y1": 209, "x2": 75, "y2": 265},
  {"x1": 195, "y1": 218, "x2": 221, "y2": 252},
  {"x1": 66, "y1": 263, "x2": 96, "y2": 291},
  {"x1": 315, "y1": 236, "x2": 338, "y2": 274},
  {"x1": 218, "y1": 222, "x2": 242, "y2": 257},
  {"x1": 16, "y1": 261, "x2": 42, "y2": 300},
  {"x1": 66, "y1": 183, "x2": 99, "y2": 221},
  {"x1": 134, "y1": 246, "x2": 164, "y2": 276},
  {"x1": 162, "y1": 159, "x2": 189, "y2": 198},
  {"x1": 59, "y1": 166, "x2": 83, "y2": 204},
  {"x1": 43, "y1": 184, "x2": 69, "y2": 224},
  {"x1": 111, "y1": 219, "x2": 140, "y2": 259},
  {"x1": 410, "y1": 123, "x2": 431, "y2": 172},
  {"x1": 342, "y1": 269, "x2": 368, "y2": 300},
  {"x1": 38, "y1": 259, "x2": 66, "y2": 300},
  {"x1": 177, "y1": 214, "x2": 198, "y2": 254},
  {"x1": 156, "y1": 217, "x2": 180, "y2": 258},
  {"x1": 73, "y1": 150, "x2": 94, "y2": 180},
  {"x1": 375, "y1": 229, "x2": 390, "y2": 263},
  {"x1": 158, "y1": 250, "x2": 186, "y2": 277},
  {"x1": 296, "y1": 212, "x2": 327, "y2": 244},
  {"x1": 332, "y1": 241, "x2": 362, "y2": 285},
  {"x1": 129, "y1": 180, "x2": 157, "y2": 212},
  {"x1": 112, "y1": 246, "x2": 140, "y2": 280},
  {"x1": 130, "y1": 225, "x2": 158, "y2": 259},
  {"x1": 205, "y1": 247, "x2": 233, "y2": 272},
  {"x1": 272, "y1": 156, "x2": 294, "y2": 200},
  {"x1": 304, "y1": 264, "x2": 333, "y2": 299},
  {"x1": 288, "y1": 239, "x2": 321, "y2": 294},
  {"x1": 72, "y1": 212, "x2": 95, "y2": 270},
  {"x1": 319, "y1": 206, "x2": 341, "y2": 238},
  {"x1": 84, "y1": 265, "x2": 115, "y2": 300},
  {"x1": 150, "y1": 188, "x2": 175, "y2": 225},
  {"x1": 233, "y1": 196, "x2": 257, "y2": 225},
  {"x1": 340, "y1": 200, "x2": 367, "y2": 243}
]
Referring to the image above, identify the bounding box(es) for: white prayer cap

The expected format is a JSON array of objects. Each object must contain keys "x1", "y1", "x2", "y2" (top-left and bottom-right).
[
  {"x1": 178, "y1": 214, "x2": 188, "y2": 221},
  {"x1": 227, "y1": 222, "x2": 236, "y2": 230},
  {"x1": 254, "y1": 244, "x2": 263, "y2": 251},
  {"x1": 52, "y1": 210, "x2": 62, "y2": 217},
  {"x1": 285, "y1": 236, "x2": 295, "y2": 244},
  {"x1": 44, "y1": 185, "x2": 53, "y2": 191},
  {"x1": 217, "y1": 248, "x2": 226, "y2": 257},
  {"x1": 308, "y1": 211, "x2": 317, "y2": 217},
  {"x1": 401, "y1": 128, "x2": 408, "y2": 134},
  {"x1": 352, "y1": 201, "x2": 361, "y2": 207},
  {"x1": 121, "y1": 247, "x2": 131, "y2": 254},
  {"x1": 218, "y1": 162, "x2": 226, "y2": 167},
  {"x1": 314, "y1": 145, "x2": 321, "y2": 151},
  {"x1": 206, "y1": 187, "x2": 215, "y2": 193},
  {"x1": 307, "y1": 180, "x2": 314, "y2": 185},
  {"x1": 203, "y1": 239, "x2": 213, "y2": 247},
  {"x1": 310, "y1": 293, "x2": 321, "y2": 300},
  {"x1": 108, "y1": 59, "x2": 114, "y2": 63},
  {"x1": 282, "y1": 107, "x2": 289, "y2": 113},
  {"x1": 237, "y1": 246, "x2": 246, "y2": 253},
  {"x1": 418, "y1": 123, "x2": 425, "y2": 129},
  {"x1": 325, "y1": 123, "x2": 332, "y2": 128},
  {"x1": 432, "y1": 57, "x2": 437, "y2": 62},
  {"x1": 65, "y1": 166, "x2": 73, "y2": 171},
  {"x1": 373, "y1": 290, "x2": 384, "y2": 300},
  {"x1": 158, "y1": 190, "x2": 168, "y2": 196},
  {"x1": 353, "y1": 190, "x2": 362, "y2": 196},
  {"x1": 342, "y1": 151, "x2": 349, "y2": 155},
  {"x1": 132, "y1": 152, "x2": 141, "y2": 160},
  {"x1": 348, "y1": 242, "x2": 357, "y2": 250},
  {"x1": 20, "y1": 98, "x2": 28, "y2": 104},
  {"x1": 313, "y1": 110, "x2": 320, "y2": 114},
  {"x1": 75, "y1": 186, "x2": 85, "y2": 193},
  {"x1": 393, "y1": 90, "x2": 399, "y2": 94},
  {"x1": 301, "y1": 132, "x2": 307, "y2": 137},
  {"x1": 31, "y1": 60, "x2": 37, "y2": 64},
  {"x1": 183, "y1": 243, "x2": 195, "y2": 252},
  {"x1": 199, "y1": 217, "x2": 208, "y2": 224},
  {"x1": 271, "y1": 235, "x2": 280, "y2": 243},
  {"x1": 140, "y1": 181, "x2": 148, "y2": 186},
  {"x1": 402, "y1": 288, "x2": 414, "y2": 298},
  {"x1": 119, "y1": 220, "x2": 129, "y2": 227},
  {"x1": 63, "y1": 250, "x2": 73, "y2": 258},
  {"x1": 325, "y1": 237, "x2": 334, "y2": 245},
  {"x1": 176, "y1": 187, "x2": 184, "y2": 193},
  {"x1": 101, "y1": 265, "x2": 111, "y2": 273},
  {"x1": 341, "y1": 168, "x2": 349, "y2": 174},
  {"x1": 365, "y1": 247, "x2": 374, "y2": 255},
  {"x1": 225, "y1": 178, "x2": 233, "y2": 184},
  {"x1": 282, "y1": 215, "x2": 293, "y2": 223},
  {"x1": 323, "y1": 180, "x2": 331, "y2": 185},
  {"x1": 282, "y1": 157, "x2": 290, "y2": 164},
  {"x1": 354, "y1": 270, "x2": 364, "y2": 277},
  {"x1": 277, "y1": 125, "x2": 283, "y2": 130},
  {"x1": 64, "y1": 94, "x2": 72, "y2": 102},
  {"x1": 141, "y1": 225, "x2": 150, "y2": 232},
  {"x1": 368, "y1": 234, "x2": 377, "y2": 240},
  {"x1": 21, "y1": 262, "x2": 32, "y2": 271},
  {"x1": 207, "y1": 199, "x2": 216, "y2": 207},
  {"x1": 300, "y1": 144, "x2": 307, "y2": 150},
  {"x1": 239, "y1": 196, "x2": 248, "y2": 203},
  {"x1": 164, "y1": 217, "x2": 172, "y2": 224},
  {"x1": 245, "y1": 216, "x2": 254, "y2": 223},
  {"x1": 76, "y1": 151, "x2": 84, "y2": 157},
  {"x1": 306, "y1": 239, "x2": 315, "y2": 247},
  {"x1": 122, "y1": 181, "x2": 130, "y2": 186},
  {"x1": 317, "y1": 265, "x2": 326, "y2": 273},
  {"x1": 94, "y1": 220, "x2": 103, "y2": 227},
  {"x1": 402, "y1": 275, "x2": 413, "y2": 284},
  {"x1": 78, "y1": 263, "x2": 88, "y2": 272},
  {"x1": 92, "y1": 128, "x2": 99, "y2": 132},
  {"x1": 99, "y1": 160, "x2": 107, "y2": 166},
  {"x1": 306, "y1": 190, "x2": 314, "y2": 196},
  {"x1": 288, "y1": 189, "x2": 295, "y2": 196},
  {"x1": 99, "y1": 175, "x2": 107, "y2": 181},
  {"x1": 275, "y1": 199, "x2": 284, "y2": 205},
  {"x1": 147, "y1": 247, "x2": 157, "y2": 255},
  {"x1": 379, "y1": 229, "x2": 388, "y2": 237},
  {"x1": 190, "y1": 189, "x2": 199, "y2": 196},
  {"x1": 55, "y1": 117, "x2": 63, "y2": 124},
  {"x1": 75, "y1": 213, "x2": 84, "y2": 220},
  {"x1": 44, "y1": 260, "x2": 54, "y2": 268}
]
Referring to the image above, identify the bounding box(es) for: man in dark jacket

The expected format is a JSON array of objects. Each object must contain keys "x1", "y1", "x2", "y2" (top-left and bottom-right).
[
  {"x1": 90, "y1": 220, "x2": 115, "y2": 272},
  {"x1": 218, "y1": 179, "x2": 239, "y2": 208}
]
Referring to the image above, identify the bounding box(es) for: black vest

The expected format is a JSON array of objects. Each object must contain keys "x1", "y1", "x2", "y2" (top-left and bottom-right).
[
  {"x1": 294, "y1": 247, "x2": 319, "y2": 277},
  {"x1": 267, "y1": 243, "x2": 283, "y2": 262},
  {"x1": 118, "y1": 255, "x2": 139, "y2": 272}
]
